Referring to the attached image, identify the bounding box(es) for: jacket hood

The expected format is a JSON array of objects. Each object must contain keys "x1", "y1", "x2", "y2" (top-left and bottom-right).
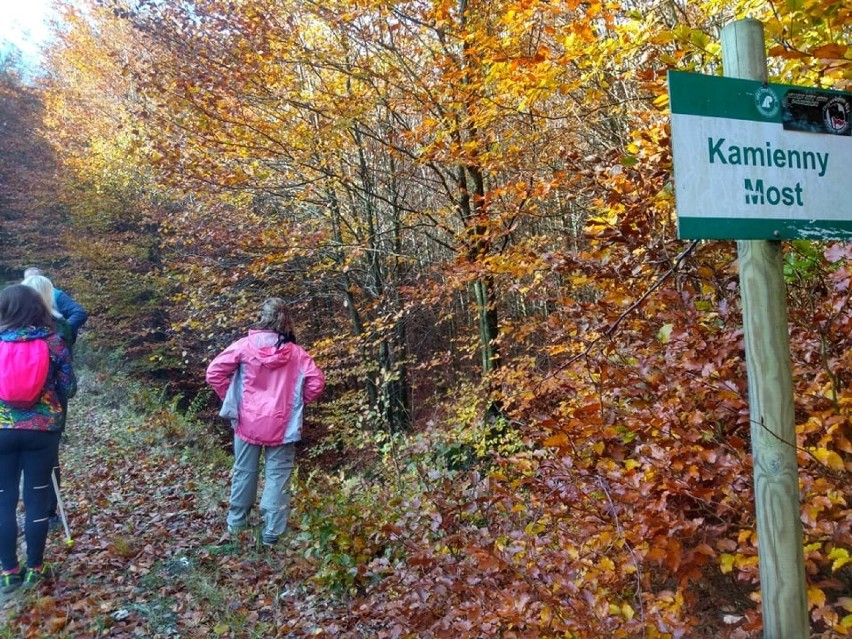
[
  {"x1": 0, "y1": 326, "x2": 52, "y2": 342},
  {"x1": 246, "y1": 329, "x2": 295, "y2": 369}
]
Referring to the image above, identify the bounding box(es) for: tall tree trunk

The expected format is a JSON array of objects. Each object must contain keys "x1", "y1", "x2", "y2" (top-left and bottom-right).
[
  {"x1": 353, "y1": 122, "x2": 410, "y2": 430},
  {"x1": 327, "y1": 186, "x2": 378, "y2": 407},
  {"x1": 387, "y1": 146, "x2": 412, "y2": 430},
  {"x1": 455, "y1": 0, "x2": 500, "y2": 383}
]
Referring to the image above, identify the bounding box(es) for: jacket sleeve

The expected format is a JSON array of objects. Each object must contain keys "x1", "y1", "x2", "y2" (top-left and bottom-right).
[
  {"x1": 301, "y1": 352, "x2": 325, "y2": 404},
  {"x1": 218, "y1": 364, "x2": 243, "y2": 422},
  {"x1": 51, "y1": 337, "x2": 77, "y2": 402},
  {"x1": 206, "y1": 340, "x2": 242, "y2": 400},
  {"x1": 55, "y1": 290, "x2": 89, "y2": 339}
]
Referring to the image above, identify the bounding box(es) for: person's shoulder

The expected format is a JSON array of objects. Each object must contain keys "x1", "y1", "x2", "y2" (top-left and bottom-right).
[
  {"x1": 219, "y1": 333, "x2": 251, "y2": 352},
  {"x1": 293, "y1": 344, "x2": 318, "y2": 360}
]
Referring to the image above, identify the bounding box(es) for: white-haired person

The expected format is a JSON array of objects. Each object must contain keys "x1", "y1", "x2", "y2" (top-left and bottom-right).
[
  {"x1": 22, "y1": 268, "x2": 87, "y2": 344},
  {"x1": 22, "y1": 275, "x2": 73, "y2": 348},
  {"x1": 21, "y1": 275, "x2": 75, "y2": 533}
]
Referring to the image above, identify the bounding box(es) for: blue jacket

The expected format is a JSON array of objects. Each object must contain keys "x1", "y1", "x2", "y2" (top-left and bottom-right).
[{"x1": 54, "y1": 289, "x2": 88, "y2": 342}]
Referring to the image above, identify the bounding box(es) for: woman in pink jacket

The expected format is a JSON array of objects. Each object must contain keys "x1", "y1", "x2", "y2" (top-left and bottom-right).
[{"x1": 206, "y1": 298, "x2": 325, "y2": 546}]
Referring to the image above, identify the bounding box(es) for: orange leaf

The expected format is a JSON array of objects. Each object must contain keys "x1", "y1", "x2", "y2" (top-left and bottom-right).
[{"x1": 811, "y1": 44, "x2": 847, "y2": 59}]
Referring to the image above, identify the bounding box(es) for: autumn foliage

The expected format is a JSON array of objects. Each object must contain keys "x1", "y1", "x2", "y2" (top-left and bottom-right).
[{"x1": 0, "y1": 0, "x2": 850, "y2": 636}]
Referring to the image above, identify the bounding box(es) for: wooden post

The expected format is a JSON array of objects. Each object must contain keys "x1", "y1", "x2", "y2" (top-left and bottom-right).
[{"x1": 720, "y1": 19, "x2": 809, "y2": 639}]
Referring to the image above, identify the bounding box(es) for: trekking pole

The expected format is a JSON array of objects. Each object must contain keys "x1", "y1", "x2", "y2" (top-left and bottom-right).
[{"x1": 50, "y1": 469, "x2": 74, "y2": 548}]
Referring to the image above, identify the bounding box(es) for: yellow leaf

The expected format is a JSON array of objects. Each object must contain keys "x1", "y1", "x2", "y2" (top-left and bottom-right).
[
  {"x1": 720, "y1": 553, "x2": 735, "y2": 574},
  {"x1": 624, "y1": 459, "x2": 641, "y2": 471},
  {"x1": 621, "y1": 603, "x2": 635, "y2": 620},
  {"x1": 828, "y1": 548, "x2": 852, "y2": 573},
  {"x1": 808, "y1": 586, "x2": 827, "y2": 608},
  {"x1": 543, "y1": 433, "x2": 569, "y2": 447},
  {"x1": 812, "y1": 447, "x2": 844, "y2": 471}
]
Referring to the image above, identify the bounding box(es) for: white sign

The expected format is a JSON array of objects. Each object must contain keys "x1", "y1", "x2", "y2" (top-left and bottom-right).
[{"x1": 669, "y1": 71, "x2": 852, "y2": 240}]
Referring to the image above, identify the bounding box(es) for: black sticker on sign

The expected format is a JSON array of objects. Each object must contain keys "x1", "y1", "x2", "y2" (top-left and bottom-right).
[{"x1": 783, "y1": 90, "x2": 851, "y2": 136}]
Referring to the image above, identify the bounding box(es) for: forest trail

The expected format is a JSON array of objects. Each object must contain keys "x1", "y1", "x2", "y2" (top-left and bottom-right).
[{"x1": 0, "y1": 364, "x2": 351, "y2": 638}]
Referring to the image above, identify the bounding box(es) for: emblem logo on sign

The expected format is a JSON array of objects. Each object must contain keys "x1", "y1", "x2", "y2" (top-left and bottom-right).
[
  {"x1": 755, "y1": 86, "x2": 780, "y2": 118},
  {"x1": 823, "y1": 97, "x2": 850, "y2": 136}
]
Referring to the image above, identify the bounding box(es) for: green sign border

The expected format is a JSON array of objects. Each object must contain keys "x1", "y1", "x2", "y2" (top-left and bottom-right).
[
  {"x1": 669, "y1": 71, "x2": 852, "y2": 241},
  {"x1": 668, "y1": 70, "x2": 852, "y2": 122},
  {"x1": 679, "y1": 217, "x2": 852, "y2": 240}
]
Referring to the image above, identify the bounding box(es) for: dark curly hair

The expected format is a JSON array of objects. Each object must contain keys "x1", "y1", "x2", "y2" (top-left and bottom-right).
[{"x1": 0, "y1": 284, "x2": 55, "y2": 332}]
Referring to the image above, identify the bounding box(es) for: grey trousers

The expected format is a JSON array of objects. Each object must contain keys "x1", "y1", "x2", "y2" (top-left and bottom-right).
[{"x1": 228, "y1": 436, "x2": 296, "y2": 542}]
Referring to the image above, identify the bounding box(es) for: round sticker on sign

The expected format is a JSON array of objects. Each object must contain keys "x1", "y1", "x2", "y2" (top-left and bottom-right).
[
  {"x1": 755, "y1": 85, "x2": 780, "y2": 118},
  {"x1": 823, "y1": 96, "x2": 850, "y2": 136}
]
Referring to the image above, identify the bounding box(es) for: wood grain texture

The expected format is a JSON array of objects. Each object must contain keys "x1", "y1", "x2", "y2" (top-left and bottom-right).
[
  {"x1": 722, "y1": 19, "x2": 809, "y2": 638},
  {"x1": 738, "y1": 239, "x2": 808, "y2": 639}
]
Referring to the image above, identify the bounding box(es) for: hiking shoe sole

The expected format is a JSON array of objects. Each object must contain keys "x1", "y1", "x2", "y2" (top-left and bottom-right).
[
  {"x1": 1, "y1": 572, "x2": 23, "y2": 594},
  {"x1": 22, "y1": 565, "x2": 53, "y2": 589}
]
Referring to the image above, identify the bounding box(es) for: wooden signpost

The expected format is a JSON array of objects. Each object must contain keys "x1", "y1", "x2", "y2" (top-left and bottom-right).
[
  {"x1": 719, "y1": 22, "x2": 809, "y2": 639},
  {"x1": 666, "y1": 18, "x2": 852, "y2": 638}
]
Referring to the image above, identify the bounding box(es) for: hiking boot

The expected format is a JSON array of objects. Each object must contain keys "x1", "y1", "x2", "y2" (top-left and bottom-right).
[
  {"x1": 227, "y1": 524, "x2": 247, "y2": 535},
  {"x1": 22, "y1": 564, "x2": 52, "y2": 589},
  {"x1": 1, "y1": 571, "x2": 23, "y2": 594},
  {"x1": 261, "y1": 535, "x2": 279, "y2": 547}
]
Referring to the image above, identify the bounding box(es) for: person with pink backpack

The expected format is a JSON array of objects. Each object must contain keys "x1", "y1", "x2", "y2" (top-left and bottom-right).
[{"x1": 0, "y1": 285, "x2": 76, "y2": 594}]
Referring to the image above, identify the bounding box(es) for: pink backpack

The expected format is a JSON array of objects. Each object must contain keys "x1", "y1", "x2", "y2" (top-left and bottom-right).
[{"x1": 0, "y1": 339, "x2": 50, "y2": 408}]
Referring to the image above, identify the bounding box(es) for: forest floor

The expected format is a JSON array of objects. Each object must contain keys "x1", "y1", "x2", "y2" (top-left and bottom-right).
[
  {"x1": 0, "y1": 361, "x2": 825, "y2": 639},
  {"x1": 0, "y1": 364, "x2": 355, "y2": 638}
]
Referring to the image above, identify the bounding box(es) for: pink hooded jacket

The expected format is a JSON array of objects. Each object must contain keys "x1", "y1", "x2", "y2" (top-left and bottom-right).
[{"x1": 206, "y1": 330, "x2": 325, "y2": 446}]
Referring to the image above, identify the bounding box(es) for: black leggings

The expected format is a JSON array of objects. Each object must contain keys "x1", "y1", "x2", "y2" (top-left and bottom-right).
[{"x1": 0, "y1": 429, "x2": 61, "y2": 570}]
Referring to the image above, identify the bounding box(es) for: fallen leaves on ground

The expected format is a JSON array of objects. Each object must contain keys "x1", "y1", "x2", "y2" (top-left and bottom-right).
[{"x1": 1, "y1": 391, "x2": 353, "y2": 638}]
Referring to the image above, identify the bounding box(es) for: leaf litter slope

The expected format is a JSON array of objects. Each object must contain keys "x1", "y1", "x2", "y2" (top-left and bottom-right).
[{"x1": 0, "y1": 369, "x2": 348, "y2": 638}]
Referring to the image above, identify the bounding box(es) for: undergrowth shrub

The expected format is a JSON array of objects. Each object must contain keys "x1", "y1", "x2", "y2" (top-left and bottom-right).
[
  {"x1": 294, "y1": 469, "x2": 405, "y2": 595},
  {"x1": 427, "y1": 381, "x2": 528, "y2": 471},
  {"x1": 308, "y1": 389, "x2": 382, "y2": 467},
  {"x1": 73, "y1": 344, "x2": 226, "y2": 463}
]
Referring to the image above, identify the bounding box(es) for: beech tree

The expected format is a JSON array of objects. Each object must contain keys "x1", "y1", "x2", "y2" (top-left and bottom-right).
[{"x1": 32, "y1": 0, "x2": 852, "y2": 635}]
